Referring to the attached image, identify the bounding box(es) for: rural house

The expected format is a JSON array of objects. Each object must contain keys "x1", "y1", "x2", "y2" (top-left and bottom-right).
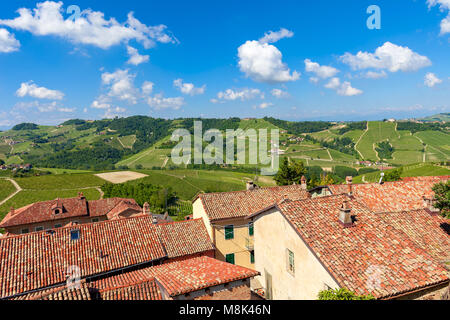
[
  {"x1": 0, "y1": 193, "x2": 144, "y2": 235},
  {"x1": 246, "y1": 176, "x2": 450, "y2": 300},
  {"x1": 0, "y1": 216, "x2": 260, "y2": 300}
]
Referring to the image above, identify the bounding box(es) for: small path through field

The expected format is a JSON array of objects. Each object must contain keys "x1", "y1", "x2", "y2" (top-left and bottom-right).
[
  {"x1": 96, "y1": 187, "x2": 104, "y2": 199},
  {"x1": 117, "y1": 137, "x2": 126, "y2": 149},
  {"x1": 125, "y1": 148, "x2": 154, "y2": 166},
  {"x1": 162, "y1": 157, "x2": 169, "y2": 168},
  {"x1": 355, "y1": 123, "x2": 369, "y2": 159},
  {"x1": 327, "y1": 149, "x2": 333, "y2": 161},
  {"x1": 413, "y1": 135, "x2": 427, "y2": 163},
  {"x1": 0, "y1": 178, "x2": 22, "y2": 206}
]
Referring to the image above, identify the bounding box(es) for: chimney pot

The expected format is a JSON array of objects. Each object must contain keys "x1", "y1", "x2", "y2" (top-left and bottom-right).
[
  {"x1": 339, "y1": 200, "x2": 353, "y2": 226},
  {"x1": 301, "y1": 176, "x2": 307, "y2": 190},
  {"x1": 143, "y1": 202, "x2": 150, "y2": 215},
  {"x1": 423, "y1": 195, "x2": 440, "y2": 215},
  {"x1": 246, "y1": 181, "x2": 255, "y2": 191},
  {"x1": 346, "y1": 176, "x2": 353, "y2": 196}
]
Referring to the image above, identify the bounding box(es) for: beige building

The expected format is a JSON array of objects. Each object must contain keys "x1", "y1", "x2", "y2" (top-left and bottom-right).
[{"x1": 193, "y1": 181, "x2": 310, "y2": 269}]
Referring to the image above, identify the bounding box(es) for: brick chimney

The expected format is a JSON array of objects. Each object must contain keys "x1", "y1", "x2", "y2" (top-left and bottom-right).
[
  {"x1": 423, "y1": 195, "x2": 440, "y2": 215},
  {"x1": 143, "y1": 202, "x2": 150, "y2": 215},
  {"x1": 78, "y1": 192, "x2": 85, "y2": 199},
  {"x1": 246, "y1": 181, "x2": 255, "y2": 191},
  {"x1": 346, "y1": 176, "x2": 353, "y2": 196},
  {"x1": 301, "y1": 176, "x2": 307, "y2": 190},
  {"x1": 339, "y1": 200, "x2": 353, "y2": 227}
]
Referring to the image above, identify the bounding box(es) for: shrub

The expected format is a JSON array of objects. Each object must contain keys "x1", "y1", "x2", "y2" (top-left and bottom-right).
[{"x1": 318, "y1": 288, "x2": 375, "y2": 300}]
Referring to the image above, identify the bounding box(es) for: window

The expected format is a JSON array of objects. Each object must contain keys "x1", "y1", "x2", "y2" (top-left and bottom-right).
[
  {"x1": 21, "y1": 229, "x2": 29, "y2": 234},
  {"x1": 92, "y1": 218, "x2": 99, "y2": 223},
  {"x1": 70, "y1": 230, "x2": 80, "y2": 241},
  {"x1": 54, "y1": 224, "x2": 62, "y2": 229},
  {"x1": 54, "y1": 209, "x2": 60, "y2": 215},
  {"x1": 224, "y1": 225, "x2": 234, "y2": 240},
  {"x1": 35, "y1": 226, "x2": 44, "y2": 232},
  {"x1": 250, "y1": 250, "x2": 255, "y2": 264},
  {"x1": 248, "y1": 222, "x2": 254, "y2": 236},
  {"x1": 225, "y1": 253, "x2": 235, "y2": 265},
  {"x1": 287, "y1": 249, "x2": 295, "y2": 275}
]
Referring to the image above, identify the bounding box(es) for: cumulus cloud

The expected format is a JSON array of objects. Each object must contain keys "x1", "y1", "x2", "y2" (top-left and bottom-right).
[
  {"x1": 213, "y1": 88, "x2": 264, "y2": 102},
  {"x1": 126, "y1": 45, "x2": 149, "y2": 65},
  {"x1": 147, "y1": 94, "x2": 184, "y2": 110},
  {"x1": 173, "y1": 79, "x2": 206, "y2": 96},
  {"x1": 271, "y1": 88, "x2": 289, "y2": 98},
  {"x1": 0, "y1": 1, "x2": 177, "y2": 49},
  {"x1": 259, "y1": 28, "x2": 294, "y2": 44},
  {"x1": 424, "y1": 72, "x2": 443, "y2": 87},
  {"x1": 0, "y1": 28, "x2": 20, "y2": 53},
  {"x1": 141, "y1": 81, "x2": 154, "y2": 95},
  {"x1": 428, "y1": 0, "x2": 450, "y2": 34},
  {"x1": 324, "y1": 77, "x2": 362, "y2": 96},
  {"x1": 238, "y1": 29, "x2": 300, "y2": 83},
  {"x1": 304, "y1": 59, "x2": 339, "y2": 79},
  {"x1": 362, "y1": 70, "x2": 388, "y2": 79},
  {"x1": 101, "y1": 69, "x2": 138, "y2": 104},
  {"x1": 340, "y1": 42, "x2": 431, "y2": 73},
  {"x1": 16, "y1": 81, "x2": 64, "y2": 100},
  {"x1": 253, "y1": 102, "x2": 273, "y2": 109}
]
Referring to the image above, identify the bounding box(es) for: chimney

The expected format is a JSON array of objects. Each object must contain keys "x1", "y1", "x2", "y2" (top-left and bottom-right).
[
  {"x1": 78, "y1": 192, "x2": 85, "y2": 199},
  {"x1": 143, "y1": 202, "x2": 150, "y2": 215},
  {"x1": 339, "y1": 200, "x2": 353, "y2": 227},
  {"x1": 152, "y1": 215, "x2": 158, "y2": 225},
  {"x1": 246, "y1": 181, "x2": 255, "y2": 191},
  {"x1": 346, "y1": 176, "x2": 353, "y2": 196},
  {"x1": 301, "y1": 176, "x2": 307, "y2": 190},
  {"x1": 423, "y1": 196, "x2": 440, "y2": 215}
]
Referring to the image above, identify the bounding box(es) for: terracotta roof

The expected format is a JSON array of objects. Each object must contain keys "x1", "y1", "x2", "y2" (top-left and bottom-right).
[
  {"x1": 95, "y1": 278, "x2": 162, "y2": 300},
  {"x1": 89, "y1": 256, "x2": 259, "y2": 298},
  {"x1": 328, "y1": 176, "x2": 449, "y2": 213},
  {"x1": 0, "y1": 216, "x2": 213, "y2": 299},
  {"x1": 156, "y1": 219, "x2": 215, "y2": 258},
  {"x1": 197, "y1": 184, "x2": 310, "y2": 221},
  {"x1": 270, "y1": 195, "x2": 449, "y2": 299},
  {"x1": 0, "y1": 197, "x2": 142, "y2": 228}
]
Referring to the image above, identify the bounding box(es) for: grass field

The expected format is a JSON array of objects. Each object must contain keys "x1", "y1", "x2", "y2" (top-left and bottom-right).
[
  {"x1": 14, "y1": 173, "x2": 105, "y2": 190},
  {"x1": 0, "y1": 179, "x2": 15, "y2": 201},
  {"x1": 353, "y1": 163, "x2": 450, "y2": 184},
  {"x1": 356, "y1": 121, "x2": 399, "y2": 161}
]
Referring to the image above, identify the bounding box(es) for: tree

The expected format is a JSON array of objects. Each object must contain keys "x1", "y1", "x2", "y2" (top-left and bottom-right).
[
  {"x1": 274, "y1": 158, "x2": 307, "y2": 186},
  {"x1": 318, "y1": 288, "x2": 375, "y2": 300},
  {"x1": 0, "y1": 159, "x2": 4, "y2": 166},
  {"x1": 384, "y1": 168, "x2": 403, "y2": 182},
  {"x1": 432, "y1": 181, "x2": 450, "y2": 218}
]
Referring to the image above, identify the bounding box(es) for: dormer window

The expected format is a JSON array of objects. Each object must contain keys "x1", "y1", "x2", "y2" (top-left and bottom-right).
[{"x1": 54, "y1": 209, "x2": 61, "y2": 215}]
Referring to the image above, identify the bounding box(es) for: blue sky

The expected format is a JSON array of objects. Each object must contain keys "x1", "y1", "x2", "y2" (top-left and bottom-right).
[{"x1": 0, "y1": 0, "x2": 449, "y2": 128}]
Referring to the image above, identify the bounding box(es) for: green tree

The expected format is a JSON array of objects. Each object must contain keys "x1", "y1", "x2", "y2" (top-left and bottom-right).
[
  {"x1": 318, "y1": 288, "x2": 375, "y2": 300},
  {"x1": 274, "y1": 158, "x2": 307, "y2": 186},
  {"x1": 432, "y1": 181, "x2": 450, "y2": 218},
  {"x1": 384, "y1": 168, "x2": 403, "y2": 182}
]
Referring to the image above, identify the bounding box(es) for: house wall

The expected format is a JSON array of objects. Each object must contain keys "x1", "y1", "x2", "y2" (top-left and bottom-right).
[
  {"x1": 193, "y1": 198, "x2": 255, "y2": 269},
  {"x1": 253, "y1": 207, "x2": 340, "y2": 300},
  {"x1": 171, "y1": 278, "x2": 253, "y2": 300}
]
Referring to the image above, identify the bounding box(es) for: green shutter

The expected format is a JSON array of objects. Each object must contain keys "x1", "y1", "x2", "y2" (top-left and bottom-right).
[
  {"x1": 225, "y1": 225, "x2": 234, "y2": 240},
  {"x1": 249, "y1": 222, "x2": 254, "y2": 236},
  {"x1": 226, "y1": 253, "x2": 235, "y2": 265},
  {"x1": 250, "y1": 250, "x2": 255, "y2": 264}
]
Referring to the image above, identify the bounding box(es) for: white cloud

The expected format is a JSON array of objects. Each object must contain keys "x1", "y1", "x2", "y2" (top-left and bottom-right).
[
  {"x1": 173, "y1": 79, "x2": 206, "y2": 96},
  {"x1": 126, "y1": 45, "x2": 149, "y2": 65},
  {"x1": 254, "y1": 102, "x2": 273, "y2": 109},
  {"x1": 304, "y1": 59, "x2": 339, "y2": 79},
  {"x1": 147, "y1": 94, "x2": 184, "y2": 110},
  {"x1": 214, "y1": 88, "x2": 264, "y2": 102},
  {"x1": 340, "y1": 42, "x2": 431, "y2": 72},
  {"x1": 324, "y1": 77, "x2": 363, "y2": 96},
  {"x1": 424, "y1": 72, "x2": 443, "y2": 87},
  {"x1": 309, "y1": 77, "x2": 319, "y2": 84},
  {"x1": 428, "y1": 1, "x2": 450, "y2": 34},
  {"x1": 0, "y1": 1, "x2": 177, "y2": 49},
  {"x1": 141, "y1": 81, "x2": 154, "y2": 95},
  {"x1": 362, "y1": 70, "x2": 387, "y2": 79},
  {"x1": 238, "y1": 39, "x2": 300, "y2": 83},
  {"x1": 0, "y1": 28, "x2": 20, "y2": 53},
  {"x1": 91, "y1": 99, "x2": 111, "y2": 109},
  {"x1": 271, "y1": 88, "x2": 289, "y2": 98},
  {"x1": 101, "y1": 69, "x2": 138, "y2": 104},
  {"x1": 259, "y1": 28, "x2": 294, "y2": 44},
  {"x1": 103, "y1": 106, "x2": 126, "y2": 119},
  {"x1": 16, "y1": 81, "x2": 64, "y2": 100}
]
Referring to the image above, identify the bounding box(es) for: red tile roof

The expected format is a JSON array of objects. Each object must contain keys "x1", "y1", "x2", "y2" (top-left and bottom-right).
[
  {"x1": 0, "y1": 196, "x2": 142, "y2": 228},
  {"x1": 0, "y1": 216, "x2": 213, "y2": 299},
  {"x1": 95, "y1": 278, "x2": 162, "y2": 300},
  {"x1": 328, "y1": 176, "x2": 449, "y2": 213},
  {"x1": 262, "y1": 195, "x2": 449, "y2": 299},
  {"x1": 197, "y1": 185, "x2": 310, "y2": 221},
  {"x1": 89, "y1": 256, "x2": 259, "y2": 298}
]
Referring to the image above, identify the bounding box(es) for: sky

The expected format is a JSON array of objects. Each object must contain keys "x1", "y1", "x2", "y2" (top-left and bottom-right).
[{"x1": 0, "y1": 0, "x2": 449, "y2": 128}]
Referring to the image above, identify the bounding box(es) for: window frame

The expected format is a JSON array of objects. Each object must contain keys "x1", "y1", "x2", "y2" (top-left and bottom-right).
[
  {"x1": 225, "y1": 253, "x2": 235, "y2": 265},
  {"x1": 248, "y1": 221, "x2": 254, "y2": 236},
  {"x1": 250, "y1": 250, "x2": 255, "y2": 264},
  {"x1": 21, "y1": 228, "x2": 29, "y2": 234},
  {"x1": 286, "y1": 249, "x2": 295, "y2": 276},
  {"x1": 92, "y1": 218, "x2": 99, "y2": 223},
  {"x1": 54, "y1": 224, "x2": 62, "y2": 229},
  {"x1": 224, "y1": 225, "x2": 234, "y2": 240},
  {"x1": 35, "y1": 226, "x2": 44, "y2": 232}
]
